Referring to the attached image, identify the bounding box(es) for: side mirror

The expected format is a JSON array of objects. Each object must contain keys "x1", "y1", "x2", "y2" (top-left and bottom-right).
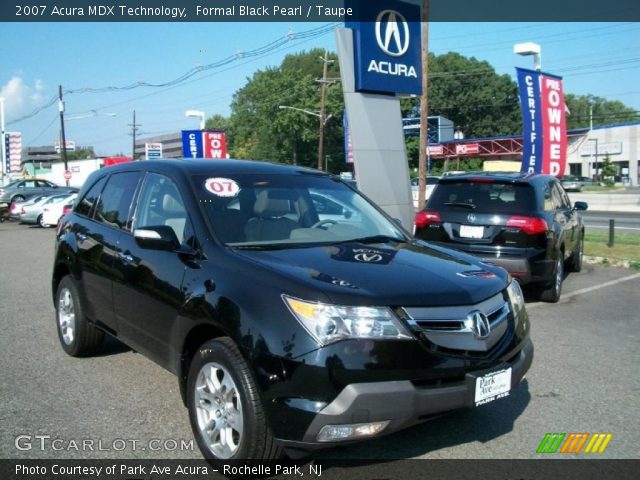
[
  {"x1": 343, "y1": 208, "x2": 353, "y2": 219},
  {"x1": 134, "y1": 225, "x2": 180, "y2": 251},
  {"x1": 573, "y1": 201, "x2": 588, "y2": 211}
]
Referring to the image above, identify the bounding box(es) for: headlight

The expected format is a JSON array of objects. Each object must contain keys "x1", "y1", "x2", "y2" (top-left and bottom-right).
[
  {"x1": 283, "y1": 295, "x2": 413, "y2": 346},
  {"x1": 506, "y1": 279, "x2": 525, "y2": 319}
]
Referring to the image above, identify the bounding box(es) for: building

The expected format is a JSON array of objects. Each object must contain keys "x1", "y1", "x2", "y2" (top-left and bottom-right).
[
  {"x1": 426, "y1": 121, "x2": 640, "y2": 185},
  {"x1": 134, "y1": 133, "x2": 183, "y2": 160}
]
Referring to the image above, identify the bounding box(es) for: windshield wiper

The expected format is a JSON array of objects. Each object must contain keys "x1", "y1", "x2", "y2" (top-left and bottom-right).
[{"x1": 443, "y1": 202, "x2": 476, "y2": 209}]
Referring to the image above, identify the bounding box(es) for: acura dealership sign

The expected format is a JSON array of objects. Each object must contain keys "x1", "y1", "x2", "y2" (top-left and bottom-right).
[{"x1": 347, "y1": 0, "x2": 422, "y2": 95}]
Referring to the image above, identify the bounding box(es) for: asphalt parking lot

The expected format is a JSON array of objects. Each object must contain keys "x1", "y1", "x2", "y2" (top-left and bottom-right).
[{"x1": 0, "y1": 222, "x2": 638, "y2": 461}]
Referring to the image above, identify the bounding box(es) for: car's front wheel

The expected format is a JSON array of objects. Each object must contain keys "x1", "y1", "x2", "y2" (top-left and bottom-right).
[
  {"x1": 187, "y1": 337, "x2": 282, "y2": 461},
  {"x1": 12, "y1": 195, "x2": 25, "y2": 203},
  {"x1": 55, "y1": 276, "x2": 104, "y2": 356},
  {"x1": 37, "y1": 214, "x2": 45, "y2": 228}
]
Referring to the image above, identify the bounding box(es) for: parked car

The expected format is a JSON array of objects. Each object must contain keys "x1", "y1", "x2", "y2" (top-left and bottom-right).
[
  {"x1": 41, "y1": 193, "x2": 77, "y2": 227},
  {"x1": 0, "y1": 178, "x2": 76, "y2": 204},
  {"x1": 53, "y1": 160, "x2": 532, "y2": 460},
  {"x1": 559, "y1": 175, "x2": 583, "y2": 192},
  {"x1": 9, "y1": 194, "x2": 48, "y2": 221},
  {"x1": 411, "y1": 176, "x2": 440, "y2": 208},
  {"x1": 415, "y1": 172, "x2": 588, "y2": 302},
  {"x1": 19, "y1": 193, "x2": 74, "y2": 227}
]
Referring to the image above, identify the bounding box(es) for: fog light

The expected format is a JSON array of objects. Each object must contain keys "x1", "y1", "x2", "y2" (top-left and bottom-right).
[{"x1": 316, "y1": 421, "x2": 390, "y2": 442}]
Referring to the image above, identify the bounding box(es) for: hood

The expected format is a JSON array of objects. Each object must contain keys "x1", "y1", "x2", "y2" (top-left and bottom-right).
[{"x1": 235, "y1": 240, "x2": 508, "y2": 306}]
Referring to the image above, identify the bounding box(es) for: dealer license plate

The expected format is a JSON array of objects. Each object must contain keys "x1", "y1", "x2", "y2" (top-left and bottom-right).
[
  {"x1": 475, "y1": 368, "x2": 512, "y2": 406},
  {"x1": 459, "y1": 225, "x2": 484, "y2": 239}
]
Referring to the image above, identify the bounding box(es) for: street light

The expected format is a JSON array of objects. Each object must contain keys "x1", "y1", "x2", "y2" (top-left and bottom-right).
[
  {"x1": 514, "y1": 42, "x2": 542, "y2": 71},
  {"x1": 278, "y1": 105, "x2": 333, "y2": 171},
  {"x1": 185, "y1": 109, "x2": 206, "y2": 130},
  {"x1": 588, "y1": 138, "x2": 599, "y2": 183}
]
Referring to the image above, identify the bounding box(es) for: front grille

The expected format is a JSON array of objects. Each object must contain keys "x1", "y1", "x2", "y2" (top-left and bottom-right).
[{"x1": 402, "y1": 292, "x2": 511, "y2": 353}]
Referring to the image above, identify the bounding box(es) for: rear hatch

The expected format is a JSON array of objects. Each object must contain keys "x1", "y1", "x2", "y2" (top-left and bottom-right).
[{"x1": 415, "y1": 178, "x2": 546, "y2": 250}]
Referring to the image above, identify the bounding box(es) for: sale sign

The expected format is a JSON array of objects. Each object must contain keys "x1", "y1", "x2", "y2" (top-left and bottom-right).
[{"x1": 540, "y1": 73, "x2": 567, "y2": 177}]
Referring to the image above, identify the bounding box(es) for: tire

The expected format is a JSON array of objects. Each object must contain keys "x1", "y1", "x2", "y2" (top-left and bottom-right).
[
  {"x1": 187, "y1": 337, "x2": 282, "y2": 461},
  {"x1": 539, "y1": 255, "x2": 563, "y2": 303},
  {"x1": 12, "y1": 195, "x2": 25, "y2": 203},
  {"x1": 55, "y1": 276, "x2": 104, "y2": 356},
  {"x1": 37, "y1": 214, "x2": 45, "y2": 228},
  {"x1": 568, "y1": 234, "x2": 584, "y2": 273}
]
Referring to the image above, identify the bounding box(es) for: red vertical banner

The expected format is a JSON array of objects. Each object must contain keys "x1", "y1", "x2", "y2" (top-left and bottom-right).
[
  {"x1": 203, "y1": 131, "x2": 227, "y2": 159},
  {"x1": 540, "y1": 74, "x2": 567, "y2": 176}
]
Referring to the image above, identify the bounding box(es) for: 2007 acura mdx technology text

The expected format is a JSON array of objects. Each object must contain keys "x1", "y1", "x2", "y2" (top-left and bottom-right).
[{"x1": 52, "y1": 160, "x2": 533, "y2": 460}]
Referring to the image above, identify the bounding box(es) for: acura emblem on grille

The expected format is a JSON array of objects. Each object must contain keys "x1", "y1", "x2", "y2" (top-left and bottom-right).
[
  {"x1": 466, "y1": 310, "x2": 491, "y2": 339},
  {"x1": 467, "y1": 213, "x2": 476, "y2": 223}
]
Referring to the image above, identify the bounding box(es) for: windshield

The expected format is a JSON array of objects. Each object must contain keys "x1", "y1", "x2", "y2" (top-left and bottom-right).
[{"x1": 193, "y1": 173, "x2": 406, "y2": 247}]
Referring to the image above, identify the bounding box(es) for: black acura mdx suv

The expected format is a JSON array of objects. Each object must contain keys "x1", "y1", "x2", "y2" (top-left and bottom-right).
[
  {"x1": 415, "y1": 172, "x2": 588, "y2": 302},
  {"x1": 52, "y1": 160, "x2": 532, "y2": 460}
]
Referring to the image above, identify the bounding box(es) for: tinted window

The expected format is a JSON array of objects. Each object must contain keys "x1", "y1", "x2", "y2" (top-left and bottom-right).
[
  {"x1": 75, "y1": 176, "x2": 107, "y2": 217},
  {"x1": 428, "y1": 181, "x2": 536, "y2": 213},
  {"x1": 95, "y1": 172, "x2": 142, "y2": 231},
  {"x1": 133, "y1": 173, "x2": 189, "y2": 244}
]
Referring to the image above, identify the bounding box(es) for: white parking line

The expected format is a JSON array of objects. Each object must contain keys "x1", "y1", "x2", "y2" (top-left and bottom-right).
[{"x1": 527, "y1": 272, "x2": 640, "y2": 308}]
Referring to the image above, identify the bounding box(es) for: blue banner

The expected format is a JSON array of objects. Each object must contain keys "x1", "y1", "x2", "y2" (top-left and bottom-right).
[
  {"x1": 346, "y1": 0, "x2": 422, "y2": 96},
  {"x1": 516, "y1": 68, "x2": 543, "y2": 174},
  {"x1": 181, "y1": 130, "x2": 203, "y2": 158}
]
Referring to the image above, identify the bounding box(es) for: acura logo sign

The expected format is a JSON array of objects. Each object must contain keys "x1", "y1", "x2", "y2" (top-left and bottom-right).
[
  {"x1": 354, "y1": 253, "x2": 384, "y2": 263},
  {"x1": 466, "y1": 310, "x2": 491, "y2": 339},
  {"x1": 467, "y1": 214, "x2": 477, "y2": 223},
  {"x1": 375, "y1": 10, "x2": 410, "y2": 57}
]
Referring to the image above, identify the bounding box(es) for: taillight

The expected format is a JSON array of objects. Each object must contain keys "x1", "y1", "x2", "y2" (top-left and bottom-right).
[
  {"x1": 506, "y1": 216, "x2": 548, "y2": 235},
  {"x1": 62, "y1": 205, "x2": 72, "y2": 216},
  {"x1": 415, "y1": 210, "x2": 442, "y2": 228}
]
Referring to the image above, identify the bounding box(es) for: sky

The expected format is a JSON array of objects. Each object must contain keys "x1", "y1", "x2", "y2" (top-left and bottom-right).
[{"x1": 1, "y1": 21, "x2": 639, "y2": 157}]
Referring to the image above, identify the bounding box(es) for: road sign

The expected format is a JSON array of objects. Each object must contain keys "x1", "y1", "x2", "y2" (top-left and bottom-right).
[{"x1": 63, "y1": 170, "x2": 72, "y2": 181}]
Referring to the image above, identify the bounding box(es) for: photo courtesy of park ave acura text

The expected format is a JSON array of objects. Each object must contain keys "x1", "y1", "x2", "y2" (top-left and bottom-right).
[{"x1": 0, "y1": 0, "x2": 639, "y2": 478}]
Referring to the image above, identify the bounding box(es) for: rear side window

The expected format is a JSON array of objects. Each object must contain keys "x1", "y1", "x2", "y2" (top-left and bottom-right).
[
  {"x1": 75, "y1": 176, "x2": 107, "y2": 217},
  {"x1": 428, "y1": 181, "x2": 536, "y2": 213},
  {"x1": 95, "y1": 172, "x2": 142, "y2": 231}
]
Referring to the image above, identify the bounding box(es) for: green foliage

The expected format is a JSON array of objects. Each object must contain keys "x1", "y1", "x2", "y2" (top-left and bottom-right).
[
  {"x1": 227, "y1": 49, "x2": 346, "y2": 172},
  {"x1": 403, "y1": 52, "x2": 521, "y2": 138},
  {"x1": 600, "y1": 154, "x2": 618, "y2": 186},
  {"x1": 64, "y1": 147, "x2": 95, "y2": 160},
  {"x1": 565, "y1": 94, "x2": 639, "y2": 129}
]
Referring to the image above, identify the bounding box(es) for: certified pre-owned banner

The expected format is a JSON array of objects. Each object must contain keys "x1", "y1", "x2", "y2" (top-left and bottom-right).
[
  {"x1": 516, "y1": 68, "x2": 567, "y2": 176},
  {"x1": 516, "y1": 68, "x2": 543, "y2": 174},
  {"x1": 539, "y1": 73, "x2": 567, "y2": 177}
]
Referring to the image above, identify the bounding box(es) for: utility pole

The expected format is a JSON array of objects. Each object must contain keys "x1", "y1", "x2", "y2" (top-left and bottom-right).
[
  {"x1": 417, "y1": 1, "x2": 430, "y2": 209},
  {"x1": 317, "y1": 50, "x2": 334, "y2": 171},
  {"x1": 58, "y1": 85, "x2": 69, "y2": 186},
  {"x1": 129, "y1": 110, "x2": 140, "y2": 160}
]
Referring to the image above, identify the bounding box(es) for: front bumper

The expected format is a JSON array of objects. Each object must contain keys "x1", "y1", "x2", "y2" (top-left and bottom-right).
[{"x1": 277, "y1": 336, "x2": 533, "y2": 449}]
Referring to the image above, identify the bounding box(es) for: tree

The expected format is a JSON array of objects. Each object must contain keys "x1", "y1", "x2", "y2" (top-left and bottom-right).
[
  {"x1": 565, "y1": 94, "x2": 639, "y2": 129},
  {"x1": 402, "y1": 52, "x2": 521, "y2": 138},
  {"x1": 65, "y1": 147, "x2": 95, "y2": 160},
  {"x1": 228, "y1": 49, "x2": 346, "y2": 172},
  {"x1": 599, "y1": 154, "x2": 618, "y2": 186}
]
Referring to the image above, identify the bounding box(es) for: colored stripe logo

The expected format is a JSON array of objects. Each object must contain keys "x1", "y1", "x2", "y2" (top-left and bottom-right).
[{"x1": 537, "y1": 433, "x2": 612, "y2": 454}]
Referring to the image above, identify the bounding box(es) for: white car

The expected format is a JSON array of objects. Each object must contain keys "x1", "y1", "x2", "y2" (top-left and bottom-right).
[
  {"x1": 411, "y1": 176, "x2": 440, "y2": 209},
  {"x1": 41, "y1": 193, "x2": 77, "y2": 227}
]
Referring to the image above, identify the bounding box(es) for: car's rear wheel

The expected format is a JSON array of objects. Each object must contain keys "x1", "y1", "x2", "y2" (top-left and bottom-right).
[
  {"x1": 55, "y1": 276, "x2": 104, "y2": 356},
  {"x1": 539, "y1": 256, "x2": 563, "y2": 303},
  {"x1": 568, "y1": 235, "x2": 584, "y2": 272},
  {"x1": 12, "y1": 195, "x2": 25, "y2": 203},
  {"x1": 187, "y1": 337, "x2": 282, "y2": 461}
]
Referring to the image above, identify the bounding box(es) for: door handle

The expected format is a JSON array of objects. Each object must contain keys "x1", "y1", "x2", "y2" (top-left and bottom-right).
[{"x1": 117, "y1": 252, "x2": 134, "y2": 264}]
